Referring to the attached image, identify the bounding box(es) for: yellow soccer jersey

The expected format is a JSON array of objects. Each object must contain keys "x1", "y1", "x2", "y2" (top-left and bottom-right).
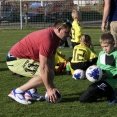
[
  {"x1": 71, "y1": 21, "x2": 82, "y2": 43},
  {"x1": 90, "y1": 51, "x2": 97, "y2": 60},
  {"x1": 71, "y1": 44, "x2": 97, "y2": 63},
  {"x1": 55, "y1": 50, "x2": 66, "y2": 65}
]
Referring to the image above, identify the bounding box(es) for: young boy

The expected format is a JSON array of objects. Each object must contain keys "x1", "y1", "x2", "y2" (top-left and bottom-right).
[
  {"x1": 79, "y1": 33, "x2": 117, "y2": 104},
  {"x1": 71, "y1": 9, "x2": 82, "y2": 48},
  {"x1": 69, "y1": 34, "x2": 97, "y2": 75}
]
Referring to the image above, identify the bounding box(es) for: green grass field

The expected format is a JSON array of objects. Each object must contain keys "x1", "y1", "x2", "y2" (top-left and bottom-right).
[{"x1": 0, "y1": 28, "x2": 117, "y2": 117}]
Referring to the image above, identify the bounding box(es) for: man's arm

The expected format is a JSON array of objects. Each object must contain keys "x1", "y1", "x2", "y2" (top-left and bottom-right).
[
  {"x1": 39, "y1": 54, "x2": 58, "y2": 102},
  {"x1": 39, "y1": 54, "x2": 55, "y2": 89},
  {"x1": 49, "y1": 54, "x2": 55, "y2": 72},
  {"x1": 101, "y1": 0, "x2": 111, "y2": 32}
]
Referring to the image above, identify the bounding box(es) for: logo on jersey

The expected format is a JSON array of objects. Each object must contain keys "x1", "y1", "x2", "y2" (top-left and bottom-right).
[
  {"x1": 97, "y1": 83, "x2": 107, "y2": 91},
  {"x1": 23, "y1": 60, "x2": 39, "y2": 75}
]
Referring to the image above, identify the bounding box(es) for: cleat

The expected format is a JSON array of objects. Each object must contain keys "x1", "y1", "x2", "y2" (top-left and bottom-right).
[
  {"x1": 109, "y1": 91, "x2": 117, "y2": 105},
  {"x1": 109, "y1": 100, "x2": 115, "y2": 105}
]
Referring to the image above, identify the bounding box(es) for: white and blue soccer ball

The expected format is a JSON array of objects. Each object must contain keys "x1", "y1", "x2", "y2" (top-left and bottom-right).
[
  {"x1": 72, "y1": 69, "x2": 85, "y2": 80},
  {"x1": 86, "y1": 65, "x2": 103, "y2": 83},
  {"x1": 45, "y1": 91, "x2": 62, "y2": 103}
]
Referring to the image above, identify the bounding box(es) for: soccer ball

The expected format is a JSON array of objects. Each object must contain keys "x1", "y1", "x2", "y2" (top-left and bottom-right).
[
  {"x1": 72, "y1": 69, "x2": 85, "y2": 80},
  {"x1": 86, "y1": 65, "x2": 103, "y2": 83},
  {"x1": 45, "y1": 91, "x2": 62, "y2": 103}
]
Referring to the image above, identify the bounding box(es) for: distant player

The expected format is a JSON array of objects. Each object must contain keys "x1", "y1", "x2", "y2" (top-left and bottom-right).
[
  {"x1": 71, "y1": 9, "x2": 82, "y2": 48},
  {"x1": 69, "y1": 34, "x2": 97, "y2": 75}
]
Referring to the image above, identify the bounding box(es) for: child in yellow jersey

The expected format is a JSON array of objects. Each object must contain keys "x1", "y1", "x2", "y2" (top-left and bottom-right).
[
  {"x1": 69, "y1": 34, "x2": 98, "y2": 75},
  {"x1": 71, "y1": 9, "x2": 82, "y2": 48},
  {"x1": 55, "y1": 50, "x2": 67, "y2": 73}
]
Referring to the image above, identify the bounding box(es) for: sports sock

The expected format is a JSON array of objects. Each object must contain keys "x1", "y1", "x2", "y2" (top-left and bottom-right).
[
  {"x1": 28, "y1": 88, "x2": 36, "y2": 94},
  {"x1": 15, "y1": 88, "x2": 24, "y2": 93}
]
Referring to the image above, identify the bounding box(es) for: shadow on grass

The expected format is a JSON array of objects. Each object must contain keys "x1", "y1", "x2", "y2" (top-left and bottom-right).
[
  {"x1": 61, "y1": 92, "x2": 82, "y2": 103},
  {"x1": 62, "y1": 97, "x2": 79, "y2": 103},
  {"x1": 0, "y1": 68, "x2": 9, "y2": 71},
  {"x1": 0, "y1": 61, "x2": 6, "y2": 63},
  {"x1": 61, "y1": 92, "x2": 106, "y2": 103},
  {"x1": 55, "y1": 72, "x2": 68, "y2": 76}
]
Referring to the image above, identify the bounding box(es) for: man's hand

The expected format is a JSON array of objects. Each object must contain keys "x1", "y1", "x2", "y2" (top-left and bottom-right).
[
  {"x1": 101, "y1": 22, "x2": 106, "y2": 32},
  {"x1": 46, "y1": 88, "x2": 60, "y2": 103}
]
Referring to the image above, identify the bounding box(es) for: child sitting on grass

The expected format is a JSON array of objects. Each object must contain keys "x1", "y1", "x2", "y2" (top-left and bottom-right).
[
  {"x1": 79, "y1": 32, "x2": 117, "y2": 105},
  {"x1": 55, "y1": 50, "x2": 67, "y2": 73},
  {"x1": 68, "y1": 34, "x2": 97, "y2": 75}
]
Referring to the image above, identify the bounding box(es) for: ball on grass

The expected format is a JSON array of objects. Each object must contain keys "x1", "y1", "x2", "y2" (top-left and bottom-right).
[
  {"x1": 45, "y1": 91, "x2": 62, "y2": 103},
  {"x1": 72, "y1": 69, "x2": 85, "y2": 80}
]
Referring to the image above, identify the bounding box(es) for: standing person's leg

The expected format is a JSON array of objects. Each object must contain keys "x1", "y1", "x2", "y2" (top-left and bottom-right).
[
  {"x1": 110, "y1": 21, "x2": 117, "y2": 46},
  {"x1": 67, "y1": 37, "x2": 72, "y2": 48},
  {"x1": 64, "y1": 40, "x2": 69, "y2": 47}
]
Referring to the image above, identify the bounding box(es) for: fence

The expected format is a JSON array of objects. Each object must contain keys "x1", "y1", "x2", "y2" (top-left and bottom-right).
[{"x1": 0, "y1": 0, "x2": 104, "y2": 29}]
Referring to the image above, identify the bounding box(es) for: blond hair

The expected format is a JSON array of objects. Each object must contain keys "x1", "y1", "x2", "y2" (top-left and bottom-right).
[
  {"x1": 80, "y1": 34, "x2": 92, "y2": 47},
  {"x1": 71, "y1": 9, "x2": 79, "y2": 19}
]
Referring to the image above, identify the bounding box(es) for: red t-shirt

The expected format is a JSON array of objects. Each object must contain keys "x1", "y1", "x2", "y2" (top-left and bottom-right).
[{"x1": 10, "y1": 27, "x2": 60, "y2": 62}]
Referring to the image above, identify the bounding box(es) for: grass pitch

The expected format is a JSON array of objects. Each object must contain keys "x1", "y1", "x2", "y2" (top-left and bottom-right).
[{"x1": 0, "y1": 28, "x2": 117, "y2": 117}]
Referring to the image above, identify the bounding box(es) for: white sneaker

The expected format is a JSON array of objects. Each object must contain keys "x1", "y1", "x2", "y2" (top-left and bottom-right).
[
  {"x1": 25, "y1": 88, "x2": 45, "y2": 101},
  {"x1": 8, "y1": 89, "x2": 31, "y2": 105}
]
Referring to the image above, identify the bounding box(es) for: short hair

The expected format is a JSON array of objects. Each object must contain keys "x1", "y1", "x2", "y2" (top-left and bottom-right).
[
  {"x1": 53, "y1": 19, "x2": 72, "y2": 29},
  {"x1": 99, "y1": 32, "x2": 115, "y2": 44},
  {"x1": 71, "y1": 9, "x2": 79, "y2": 19},
  {"x1": 80, "y1": 34, "x2": 92, "y2": 46}
]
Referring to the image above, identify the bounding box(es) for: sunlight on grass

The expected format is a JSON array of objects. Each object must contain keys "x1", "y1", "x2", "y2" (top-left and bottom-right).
[{"x1": 0, "y1": 28, "x2": 117, "y2": 117}]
